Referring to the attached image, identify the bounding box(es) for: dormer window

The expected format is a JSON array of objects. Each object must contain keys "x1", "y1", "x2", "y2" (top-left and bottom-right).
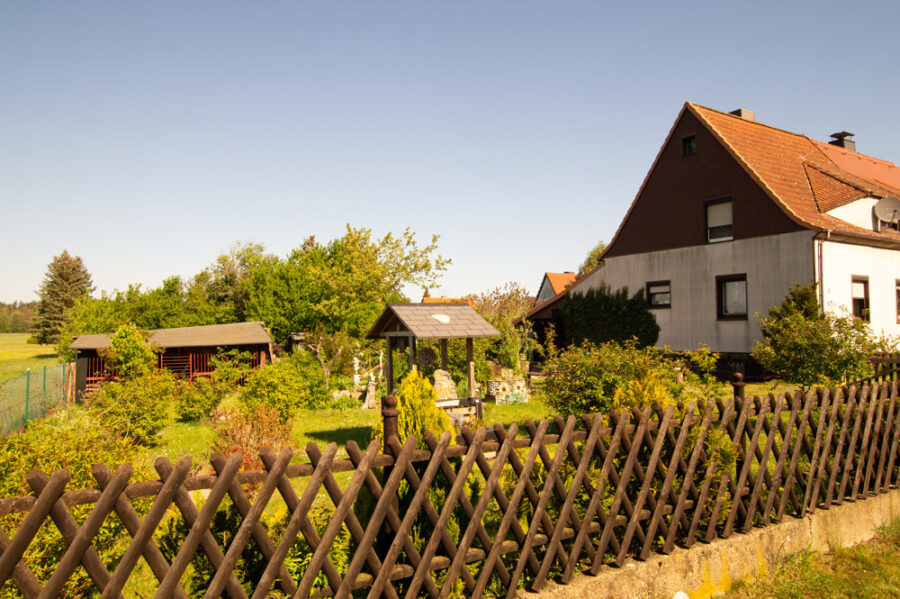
[
  {"x1": 706, "y1": 199, "x2": 733, "y2": 243},
  {"x1": 682, "y1": 135, "x2": 697, "y2": 157}
]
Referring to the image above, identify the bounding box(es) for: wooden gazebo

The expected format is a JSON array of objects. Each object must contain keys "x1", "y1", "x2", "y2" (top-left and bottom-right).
[{"x1": 366, "y1": 303, "x2": 499, "y2": 398}]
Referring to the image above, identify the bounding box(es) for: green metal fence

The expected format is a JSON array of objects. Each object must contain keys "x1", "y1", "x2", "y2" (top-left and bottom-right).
[{"x1": 0, "y1": 364, "x2": 66, "y2": 437}]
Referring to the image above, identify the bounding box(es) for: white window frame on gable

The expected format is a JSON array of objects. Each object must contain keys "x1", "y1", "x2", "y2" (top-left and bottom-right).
[{"x1": 706, "y1": 199, "x2": 733, "y2": 243}]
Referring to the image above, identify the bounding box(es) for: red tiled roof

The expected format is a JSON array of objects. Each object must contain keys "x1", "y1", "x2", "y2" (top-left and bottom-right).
[
  {"x1": 545, "y1": 272, "x2": 577, "y2": 294},
  {"x1": 688, "y1": 103, "x2": 900, "y2": 245},
  {"x1": 421, "y1": 296, "x2": 476, "y2": 309}
]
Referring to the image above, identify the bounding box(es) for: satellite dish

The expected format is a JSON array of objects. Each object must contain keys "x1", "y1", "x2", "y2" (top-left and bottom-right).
[{"x1": 873, "y1": 197, "x2": 900, "y2": 224}]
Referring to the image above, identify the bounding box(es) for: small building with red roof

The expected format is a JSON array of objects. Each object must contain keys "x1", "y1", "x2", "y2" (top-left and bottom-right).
[{"x1": 567, "y1": 103, "x2": 900, "y2": 354}]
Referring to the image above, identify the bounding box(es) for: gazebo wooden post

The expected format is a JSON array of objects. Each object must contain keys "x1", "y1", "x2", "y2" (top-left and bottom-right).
[
  {"x1": 409, "y1": 336, "x2": 417, "y2": 371},
  {"x1": 466, "y1": 337, "x2": 475, "y2": 399},
  {"x1": 440, "y1": 339, "x2": 448, "y2": 371},
  {"x1": 385, "y1": 337, "x2": 394, "y2": 395}
]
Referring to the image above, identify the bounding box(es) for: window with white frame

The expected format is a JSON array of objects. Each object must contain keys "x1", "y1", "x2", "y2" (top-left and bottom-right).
[{"x1": 706, "y1": 200, "x2": 733, "y2": 243}]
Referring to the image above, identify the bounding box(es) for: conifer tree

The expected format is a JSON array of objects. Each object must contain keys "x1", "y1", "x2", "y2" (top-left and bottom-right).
[{"x1": 34, "y1": 250, "x2": 93, "y2": 344}]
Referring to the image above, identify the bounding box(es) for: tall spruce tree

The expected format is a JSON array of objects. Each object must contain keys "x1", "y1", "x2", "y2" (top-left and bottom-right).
[{"x1": 34, "y1": 250, "x2": 93, "y2": 344}]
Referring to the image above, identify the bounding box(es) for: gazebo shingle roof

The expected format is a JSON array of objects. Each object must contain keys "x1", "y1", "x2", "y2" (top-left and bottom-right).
[{"x1": 366, "y1": 303, "x2": 499, "y2": 340}]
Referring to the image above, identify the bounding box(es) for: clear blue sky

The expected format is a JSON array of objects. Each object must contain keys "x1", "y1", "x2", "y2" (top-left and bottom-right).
[{"x1": 2, "y1": 1, "x2": 899, "y2": 303}]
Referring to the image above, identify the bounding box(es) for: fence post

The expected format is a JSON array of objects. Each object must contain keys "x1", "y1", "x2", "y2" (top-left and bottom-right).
[
  {"x1": 732, "y1": 371, "x2": 746, "y2": 488},
  {"x1": 732, "y1": 372, "x2": 745, "y2": 404},
  {"x1": 382, "y1": 394, "x2": 399, "y2": 445},
  {"x1": 42, "y1": 366, "x2": 47, "y2": 417},
  {"x1": 24, "y1": 369, "x2": 31, "y2": 427}
]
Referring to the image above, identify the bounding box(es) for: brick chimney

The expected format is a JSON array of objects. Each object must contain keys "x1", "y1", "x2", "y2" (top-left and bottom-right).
[
  {"x1": 729, "y1": 108, "x2": 755, "y2": 121},
  {"x1": 829, "y1": 131, "x2": 856, "y2": 152}
]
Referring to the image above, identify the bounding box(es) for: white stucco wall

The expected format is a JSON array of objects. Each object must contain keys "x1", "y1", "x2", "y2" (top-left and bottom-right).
[
  {"x1": 826, "y1": 197, "x2": 879, "y2": 230},
  {"x1": 818, "y1": 240, "x2": 900, "y2": 339},
  {"x1": 571, "y1": 231, "x2": 817, "y2": 353}
]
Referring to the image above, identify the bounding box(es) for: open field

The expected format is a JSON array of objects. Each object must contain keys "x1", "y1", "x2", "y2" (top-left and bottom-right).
[
  {"x1": 726, "y1": 519, "x2": 900, "y2": 598},
  {"x1": 0, "y1": 333, "x2": 60, "y2": 382}
]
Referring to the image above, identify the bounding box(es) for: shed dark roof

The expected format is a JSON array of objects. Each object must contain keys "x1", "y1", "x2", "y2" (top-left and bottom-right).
[
  {"x1": 69, "y1": 321, "x2": 273, "y2": 350},
  {"x1": 366, "y1": 303, "x2": 499, "y2": 340}
]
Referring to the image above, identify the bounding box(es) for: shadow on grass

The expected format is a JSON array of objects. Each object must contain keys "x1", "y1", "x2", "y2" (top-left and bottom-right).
[{"x1": 305, "y1": 426, "x2": 373, "y2": 448}]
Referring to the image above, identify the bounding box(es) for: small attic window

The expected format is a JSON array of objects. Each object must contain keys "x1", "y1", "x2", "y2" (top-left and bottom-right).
[{"x1": 682, "y1": 135, "x2": 697, "y2": 157}]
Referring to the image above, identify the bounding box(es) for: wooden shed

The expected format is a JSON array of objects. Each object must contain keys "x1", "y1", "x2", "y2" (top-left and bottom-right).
[
  {"x1": 366, "y1": 303, "x2": 499, "y2": 413},
  {"x1": 69, "y1": 321, "x2": 274, "y2": 399}
]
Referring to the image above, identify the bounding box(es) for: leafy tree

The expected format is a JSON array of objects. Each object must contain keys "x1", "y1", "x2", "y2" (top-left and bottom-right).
[
  {"x1": 764, "y1": 281, "x2": 820, "y2": 323},
  {"x1": 468, "y1": 282, "x2": 538, "y2": 374},
  {"x1": 0, "y1": 301, "x2": 37, "y2": 333},
  {"x1": 34, "y1": 250, "x2": 92, "y2": 344},
  {"x1": 101, "y1": 322, "x2": 159, "y2": 379},
  {"x1": 752, "y1": 308, "x2": 881, "y2": 391},
  {"x1": 562, "y1": 284, "x2": 659, "y2": 348},
  {"x1": 578, "y1": 239, "x2": 607, "y2": 275},
  {"x1": 244, "y1": 225, "x2": 449, "y2": 387}
]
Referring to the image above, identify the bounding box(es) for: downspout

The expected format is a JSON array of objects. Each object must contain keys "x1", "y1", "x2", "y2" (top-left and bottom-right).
[{"x1": 815, "y1": 230, "x2": 831, "y2": 314}]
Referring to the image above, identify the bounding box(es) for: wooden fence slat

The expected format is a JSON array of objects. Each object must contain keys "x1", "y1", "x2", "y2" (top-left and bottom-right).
[
  {"x1": 405, "y1": 427, "x2": 488, "y2": 599},
  {"x1": 251, "y1": 444, "x2": 340, "y2": 599},
  {"x1": 0, "y1": 529, "x2": 42, "y2": 599},
  {"x1": 441, "y1": 424, "x2": 520, "y2": 599},
  {"x1": 532, "y1": 413, "x2": 605, "y2": 589},
  {"x1": 0, "y1": 469, "x2": 69, "y2": 588},
  {"x1": 209, "y1": 452, "x2": 296, "y2": 597},
  {"x1": 590, "y1": 408, "x2": 652, "y2": 574},
  {"x1": 852, "y1": 385, "x2": 879, "y2": 499},
  {"x1": 295, "y1": 440, "x2": 381, "y2": 599},
  {"x1": 96, "y1": 458, "x2": 191, "y2": 599},
  {"x1": 561, "y1": 411, "x2": 628, "y2": 583},
  {"x1": 824, "y1": 388, "x2": 854, "y2": 508},
  {"x1": 154, "y1": 454, "x2": 247, "y2": 599},
  {"x1": 777, "y1": 391, "x2": 815, "y2": 521},
  {"x1": 863, "y1": 383, "x2": 889, "y2": 495},
  {"x1": 707, "y1": 397, "x2": 752, "y2": 541},
  {"x1": 643, "y1": 407, "x2": 695, "y2": 559},
  {"x1": 474, "y1": 421, "x2": 549, "y2": 597},
  {"x1": 34, "y1": 464, "x2": 131, "y2": 599},
  {"x1": 507, "y1": 416, "x2": 577, "y2": 598},
  {"x1": 873, "y1": 383, "x2": 897, "y2": 492},
  {"x1": 335, "y1": 436, "x2": 417, "y2": 599},
  {"x1": 616, "y1": 405, "x2": 676, "y2": 566},
  {"x1": 761, "y1": 393, "x2": 800, "y2": 524},
  {"x1": 838, "y1": 386, "x2": 869, "y2": 501},
  {"x1": 881, "y1": 382, "x2": 900, "y2": 489},
  {"x1": 369, "y1": 432, "x2": 453, "y2": 599},
  {"x1": 204, "y1": 448, "x2": 293, "y2": 599}
]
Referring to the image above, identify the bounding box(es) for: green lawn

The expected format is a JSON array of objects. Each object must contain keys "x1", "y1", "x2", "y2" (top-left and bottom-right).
[
  {"x1": 725, "y1": 519, "x2": 900, "y2": 598},
  {"x1": 0, "y1": 333, "x2": 60, "y2": 383}
]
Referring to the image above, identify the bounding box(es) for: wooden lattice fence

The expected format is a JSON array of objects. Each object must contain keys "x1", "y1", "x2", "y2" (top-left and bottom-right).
[{"x1": 1, "y1": 378, "x2": 899, "y2": 598}]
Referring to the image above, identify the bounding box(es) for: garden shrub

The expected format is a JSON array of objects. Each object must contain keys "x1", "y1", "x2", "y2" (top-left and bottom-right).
[
  {"x1": 240, "y1": 353, "x2": 328, "y2": 422},
  {"x1": 212, "y1": 404, "x2": 293, "y2": 471},
  {"x1": 385, "y1": 369, "x2": 454, "y2": 450},
  {"x1": 176, "y1": 376, "x2": 231, "y2": 422},
  {"x1": 753, "y1": 307, "x2": 881, "y2": 390},
  {"x1": 543, "y1": 340, "x2": 684, "y2": 416},
  {"x1": 562, "y1": 284, "x2": 660, "y2": 348},
  {"x1": 0, "y1": 407, "x2": 148, "y2": 598},
  {"x1": 87, "y1": 369, "x2": 176, "y2": 445}
]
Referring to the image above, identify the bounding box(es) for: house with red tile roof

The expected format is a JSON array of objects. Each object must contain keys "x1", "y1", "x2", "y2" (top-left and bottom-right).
[
  {"x1": 566, "y1": 103, "x2": 900, "y2": 354},
  {"x1": 535, "y1": 272, "x2": 578, "y2": 305}
]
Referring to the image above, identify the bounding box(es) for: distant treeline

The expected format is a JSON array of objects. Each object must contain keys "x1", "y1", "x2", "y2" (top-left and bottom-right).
[{"x1": 0, "y1": 301, "x2": 37, "y2": 333}]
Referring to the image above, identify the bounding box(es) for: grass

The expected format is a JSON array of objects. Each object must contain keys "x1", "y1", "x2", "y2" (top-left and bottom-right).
[
  {"x1": 725, "y1": 518, "x2": 900, "y2": 598},
  {"x1": 0, "y1": 333, "x2": 60, "y2": 383}
]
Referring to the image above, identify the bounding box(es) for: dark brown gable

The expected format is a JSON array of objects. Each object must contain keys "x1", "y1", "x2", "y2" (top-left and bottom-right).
[{"x1": 604, "y1": 109, "x2": 803, "y2": 259}]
